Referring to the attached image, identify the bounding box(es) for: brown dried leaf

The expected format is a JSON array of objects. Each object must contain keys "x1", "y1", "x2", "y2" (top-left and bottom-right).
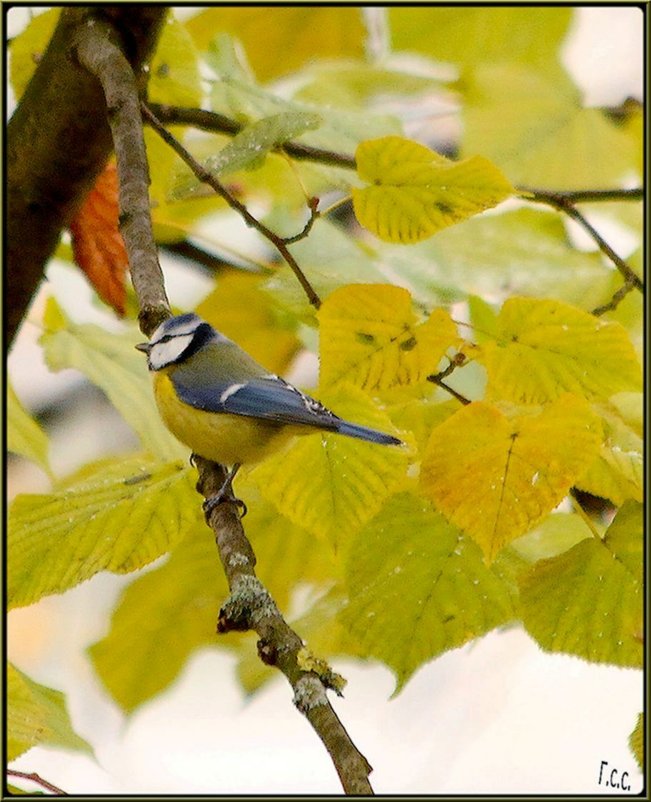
[{"x1": 69, "y1": 162, "x2": 128, "y2": 315}]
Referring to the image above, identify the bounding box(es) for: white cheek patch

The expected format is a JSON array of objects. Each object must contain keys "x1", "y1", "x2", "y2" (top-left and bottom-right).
[{"x1": 149, "y1": 333, "x2": 195, "y2": 370}]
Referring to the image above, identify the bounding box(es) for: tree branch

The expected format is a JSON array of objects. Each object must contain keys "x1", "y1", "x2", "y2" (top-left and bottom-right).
[
  {"x1": 146, "y1": 102, "x2": 357, "y2": 170},
  {"x1": 518, "y1": 187, "x2": 643, "y2": 296},
  {"x1": 6, "y1": 769, "x2": 67, "y2": 795},
  {"x1": 518, "y1": 186, "x2": 643, "y2": 204},
  {"x1": 427, "y1": 354, "x2": 471, "y2": 405},
  {"x1": 141, "y1": 102, "x2": 322, "y2": 309},
  {"x1": 73, "y1": 17, "x2": 170, "y2": 337},
  {"x1": 6, "y1": 6, "x2": 166, "y2": 348},
  {"x1": 194, "y1": 457, "x2": 374, "y2": 795}
]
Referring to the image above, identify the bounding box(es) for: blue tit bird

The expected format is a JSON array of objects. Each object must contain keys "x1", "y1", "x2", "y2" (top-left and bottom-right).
[{"x1": 136, "y1": 313, "x2": 402, "y2": 513}]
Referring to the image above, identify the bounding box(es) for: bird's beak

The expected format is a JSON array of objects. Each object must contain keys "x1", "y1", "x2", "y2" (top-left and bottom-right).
[{"x1": 135, "y1": 342, "x2": 150, "y2": 354}]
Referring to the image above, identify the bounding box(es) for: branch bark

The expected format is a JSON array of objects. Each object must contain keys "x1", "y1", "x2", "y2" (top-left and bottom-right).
[
  {"x1": 73, "y1": 16, "x2": 171, "y2": 336},
  {"x1": 6, "y1": 6, "x2": 166, "y2": 348},
  {"x1": 31, "y1": 15, "x2": 372, "y2": 789},
  {"x1": 194, "y1": 458, "x2": 374, "y2": 795}
]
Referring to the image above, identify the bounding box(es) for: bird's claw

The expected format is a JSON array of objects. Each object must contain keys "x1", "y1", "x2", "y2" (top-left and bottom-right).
[{"x1": 203, "y1": 492, "x2": 247, "y2": 522}]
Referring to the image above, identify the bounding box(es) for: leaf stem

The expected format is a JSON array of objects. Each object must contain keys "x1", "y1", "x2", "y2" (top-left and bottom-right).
[{"x1": 141, "y1": 103, "x2": 322, "y2": 309}]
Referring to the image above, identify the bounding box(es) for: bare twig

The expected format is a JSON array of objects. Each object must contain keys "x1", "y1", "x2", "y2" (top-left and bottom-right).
[
  {"x1": 141, "y1": 102, "x2": 322, "y2": 309},
  {"x1": 73, "y1": 18, "x2": 171, "y2": 337},
  {"x1": 7, "y1": 769, "x2": 67, "y2": 795},
  {"x1": 518, "y1": 186, "x2": 643, "y2": 204},
  {"x1": 194, "y1": 458, "x2": 374, "y2": 795},
  {"x1": 282, "y1": 196, "x2": 321, "y2": 244},
  {"x1": 427, "y1": 354, "x2": 471, "y2": 405},
  {"x1": 146, "y1": 103, "x2": 357, "y2": 170},
  {"x1": 591, "y1": 279, "x2": 639, "y2": 316}
]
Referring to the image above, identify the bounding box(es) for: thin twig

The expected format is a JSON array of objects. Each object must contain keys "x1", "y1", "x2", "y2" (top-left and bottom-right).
[
  {"x1": 142, "y1": 102, "x2": 322, "y2": 309},
  {"x1": 519, "y1": 188, "x2": 643, "y2": 294},
  {"x1": 427, "y1": 354, "x2": 471, "y2": 405},
  {"x1": 518, "y1": 186, "x2": 643, "y2": 204},
  {"x1": 591, "y1": 279, "x2": 639, "y2": 316},
  {"x1": 73, "y1": 17, "x2": 171, "y2": 336},
  {"x1": 194, "y1": 458, "x2": 374, "y2": 795},
  {"x1": 7, "y1": 769, "x2": 67, "y2": 795},
  {"x1": 146, "y1": 103, "x2": 357, "y2": 170},
  {"x1": 282, "y1": 197, "x2": 321, "y2": 244}
]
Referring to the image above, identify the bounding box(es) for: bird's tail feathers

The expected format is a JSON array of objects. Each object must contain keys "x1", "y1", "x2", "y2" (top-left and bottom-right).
[{"x1": 335, "y1": 420, "x2": 403, "y2": 446}]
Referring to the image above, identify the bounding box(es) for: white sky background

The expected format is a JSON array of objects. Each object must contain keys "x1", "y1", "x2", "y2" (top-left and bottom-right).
[{"x1": 6, "y1": 6, "x2": 644, "y2": 795}]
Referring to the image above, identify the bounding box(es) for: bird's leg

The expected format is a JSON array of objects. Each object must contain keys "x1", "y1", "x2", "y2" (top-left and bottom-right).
[{"x1": 202, "y1": 463, "x2": 247, "y2": 521}]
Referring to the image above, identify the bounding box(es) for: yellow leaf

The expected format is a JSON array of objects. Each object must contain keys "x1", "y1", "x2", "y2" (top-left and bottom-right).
[
  {"x1": 479, "y1": 296, "x2": 642, "y2": 404},
  {"x1": 318, "y1": 284, "x2": 459, "y2": 390},
  {"x1": 251, "y1": 385, "x2": 408, "y2": 549},
  {"x1": 149, "y1": 13, "x2": 202, "y2": 107},
  {"x1": 420, "y1": 395, "x2": 603, "y2": 562},
  {"x1": 196, "y1": 272, "x2": 301, "y2": 375},
  {"x1": 184, "y1": 7, "x2": 365, "y2": 82},
  {"x1": 8, "y1": 455, "x2": 198, "y2": 609},
  {"x1": 352, "y1": 136, "x2": 513, "y2": 243},
  {"x1": 9, "y1": 9, "x2": 60, "y2": 100}
]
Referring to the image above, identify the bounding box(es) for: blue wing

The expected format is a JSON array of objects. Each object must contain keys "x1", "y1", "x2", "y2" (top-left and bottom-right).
[
  {"x1": 171, "y1": 361, "x2": 341, "y2": 428},
  {"x1": 170, "y1": 366, "x2": 401, "y2": 444}
]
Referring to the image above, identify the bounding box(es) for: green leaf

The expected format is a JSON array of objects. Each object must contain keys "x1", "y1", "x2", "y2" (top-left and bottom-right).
[
  {"x1": 40, "y1": 298, "x2": 183, "y2": 461},
  {"x1": 420, "y1": 395, "x2": 603, "y2": 562},
  {"x1": 148, "y1": 12, "x2": 202, "y2": 107},
  {"x1": 629, "y1": 713, "x2": 644, "y2": 771},
  {"x1": 389, "y1": 7, "x2": 572, "y2": 71},
  {"x1": 576, "y1": 403, "x2": 643, "y2": 505},
  {"x1": 239, "y1": 484, "x2": 338, "y2": 607},
  {"x1": 295, "y1": 62, "x2": 448, "y2": 109},
  {"x1": 207, "y1": 35, "x2": 402, "y2": 156},
  {"x1": 352, "y1": 136, "x2": 513, "y2": 243},
  {"x1": 7, "y1": 383, "x2": 51, "y2": 476},
  {"x1": 425, "y1": 208, "x2": 615, "y2": 310},
  {"x1": 89, "y1": 525, "x2": 225, "y2": 712},
  {"x1": 603, "y1": 501, "x2": 643, "y2": 585},
  {"x1": 251, "y1": 385, "x2": 408, "y2": 550},
  {"x1": 479, "y1": 297, "x2": 642, "y2": 404},
  {"x1": 317, "y1": 284, "x2": 459, "y2": 390},
  {"x1": 263, "y1": 217, "x2": 444, "y2": 318},
  {"x1": 462, "y1": 64, "x2": 639, "y2": 188},
  {"x1": 520, "y1": 504, "x2": 643, "y2": 668},
  {"x1": 7, "y1": 663, "x2": 92, "y2": 760},
  {"x1": 8, "y1": 454, "x2": 198, "y2": 609},
  {"x1": 339, "y1": 493, "x2": 519, "y2": 689},
  {"x1": 9, "y1": 9, "x2": 60, "y2": 100},
  {"x1": 510, "y1": 513, "x2": 592, "y2": 563},
  {"x1": 207, "y1": 112, "x2": 321, "y2": 176},
  {"x1": 171, "y1": 112, "x2": 322, "y2": 200}
]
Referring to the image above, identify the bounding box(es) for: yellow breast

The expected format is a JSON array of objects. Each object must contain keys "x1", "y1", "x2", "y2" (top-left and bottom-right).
[{"x1": 153, "y1": 371, "x2": 296, "y2": 464}]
